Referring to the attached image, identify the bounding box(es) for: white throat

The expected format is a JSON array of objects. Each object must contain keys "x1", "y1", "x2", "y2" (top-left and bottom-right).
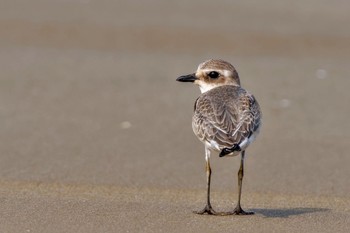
[
  {"x1": 197, "y1": 81, "x2": 223, "y2": 93},
  {"x1": 199, "y1": 84, "x2": 217, "y2": 93}
]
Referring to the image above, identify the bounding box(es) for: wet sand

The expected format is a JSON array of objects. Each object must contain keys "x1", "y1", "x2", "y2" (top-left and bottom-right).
[{"x1": 0, "y1": 0, "x2": 349, "y2": 232}]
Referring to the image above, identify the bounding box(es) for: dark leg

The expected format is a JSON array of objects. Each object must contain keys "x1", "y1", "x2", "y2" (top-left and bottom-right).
[
  {"x1": 194, "y1": 148, "x2": 218, "y2": 215},
  {"x1": 223, "y1": 150, "x2": 254, "y2": 215}
]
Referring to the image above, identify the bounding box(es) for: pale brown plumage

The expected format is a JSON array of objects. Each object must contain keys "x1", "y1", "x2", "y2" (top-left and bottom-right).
[
  {"x1": 193, "y1": 85, "x2": 261, "y2": 153},
  {"x1": 176, "y1": 59, "x2": 262, "y2": 215}
]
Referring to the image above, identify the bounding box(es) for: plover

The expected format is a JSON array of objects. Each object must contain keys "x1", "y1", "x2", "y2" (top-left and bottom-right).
[{"x1": 176, "y1": 59, "x2": 262, "y2": 215}]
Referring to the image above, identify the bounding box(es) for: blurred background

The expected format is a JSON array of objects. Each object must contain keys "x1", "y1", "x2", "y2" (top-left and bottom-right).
[{"x1": 0, "y1": 0, "x2": 349, "y2": 198}]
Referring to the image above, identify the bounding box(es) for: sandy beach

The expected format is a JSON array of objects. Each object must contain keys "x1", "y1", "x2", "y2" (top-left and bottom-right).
[{"x1": 0, "y1": 0, "x2": 349, "y2": 232}]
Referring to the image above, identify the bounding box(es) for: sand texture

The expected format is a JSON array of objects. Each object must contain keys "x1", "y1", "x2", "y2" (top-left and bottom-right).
[{"x1": 0, "y1": 0, "x2": 349, "y2": 232}]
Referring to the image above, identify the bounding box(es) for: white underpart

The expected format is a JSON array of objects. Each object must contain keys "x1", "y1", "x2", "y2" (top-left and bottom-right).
[
  {"x1": 204, "y1": 124, "x2": 261, "y2": 157},
  {"x1": 209, "y1": 140, "x2": 221, "y2": 151},
  {"x1": 205, "y1": 144, "x2": 211, "y2": 161},
  {"x1": 197, "y1": 81, "x2": 220, "y2": 93},
  {"x1": 238, "y1": 126, "x2": 260, "y2": 152}
]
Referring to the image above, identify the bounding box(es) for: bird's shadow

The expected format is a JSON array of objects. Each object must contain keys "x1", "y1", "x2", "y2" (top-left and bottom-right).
[{"x1": 251, "y1": 208, "x2": 329, "y2": 218}]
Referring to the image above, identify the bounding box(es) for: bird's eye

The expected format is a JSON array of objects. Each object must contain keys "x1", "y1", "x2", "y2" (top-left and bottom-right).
[{"x1": 208, "y1": 71, "x2": 219, "y2": 79}]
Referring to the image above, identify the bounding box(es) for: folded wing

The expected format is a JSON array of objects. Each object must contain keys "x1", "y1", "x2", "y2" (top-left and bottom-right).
[{"x1": 192, "y1": 86, "x2": 261, "y2": 150}]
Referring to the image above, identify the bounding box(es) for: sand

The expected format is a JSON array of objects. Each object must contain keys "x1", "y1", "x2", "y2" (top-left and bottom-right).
[{"x1": 0, "y1": 0, "x2": 349, "y2": 232}]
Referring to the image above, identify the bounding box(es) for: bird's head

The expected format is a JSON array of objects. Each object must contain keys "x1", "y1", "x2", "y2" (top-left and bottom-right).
[{"x1": 176, "y1": 59, "x2": 240, "y2": 93}]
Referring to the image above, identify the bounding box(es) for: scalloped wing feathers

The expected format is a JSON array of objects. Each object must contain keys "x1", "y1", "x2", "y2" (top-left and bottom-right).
[{"x1": 192, "y1": 85, "x2": 261, "y2": 151}]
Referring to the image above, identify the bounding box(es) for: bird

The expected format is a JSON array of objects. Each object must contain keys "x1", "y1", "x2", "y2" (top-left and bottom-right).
[{"x1": 176, "y1": 59, "x2": 262, "y2": 215}]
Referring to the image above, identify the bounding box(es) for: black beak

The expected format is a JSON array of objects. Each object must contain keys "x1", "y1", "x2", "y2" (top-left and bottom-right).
[{"x1": 176, "y1": 73, "x2": 197, "y2": 82}]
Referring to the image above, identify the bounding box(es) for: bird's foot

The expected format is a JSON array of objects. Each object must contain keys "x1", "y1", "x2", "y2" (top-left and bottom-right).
[
  {"x1": 193, "y1": 205, "x2": 219, "y2": 215},
  {"x1": 220, "y1": 205, "x2": 254, "y2": 216},
  {"x1": 219, "y1": 144, "x2": 241, "y2": 157}
]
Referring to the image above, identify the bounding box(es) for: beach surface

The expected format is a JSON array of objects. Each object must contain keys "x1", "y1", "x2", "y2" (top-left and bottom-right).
[{"x1": 0, "y1": 0, "x2": 349, "y2": 232}]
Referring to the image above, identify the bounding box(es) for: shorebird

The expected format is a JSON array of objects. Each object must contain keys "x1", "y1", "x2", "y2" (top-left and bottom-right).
[{"x1": 176, "y1": 59, "x2": 262, "y2": 215}]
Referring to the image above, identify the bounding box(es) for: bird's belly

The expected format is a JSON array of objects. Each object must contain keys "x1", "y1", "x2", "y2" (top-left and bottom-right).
[
  {"x1": 203, "y1": 127, "x2": 260, "y2": 157},
  {"x1": 204, "y1": 140, "x2": 241, "y2": 157}
]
